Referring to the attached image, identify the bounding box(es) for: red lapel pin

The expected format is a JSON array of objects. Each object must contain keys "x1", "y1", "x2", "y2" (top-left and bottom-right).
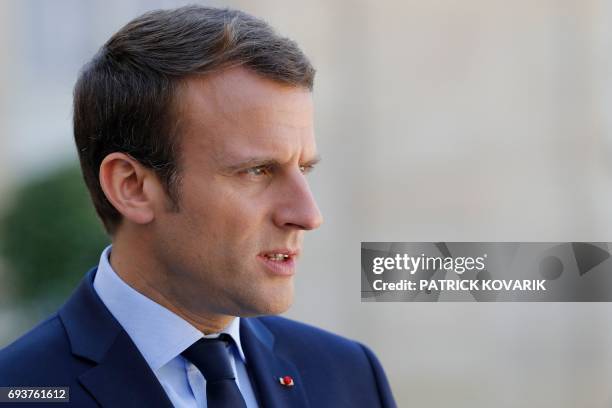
[{"x1": 279, "y1": 375, "x2": 295, "y2": 387}]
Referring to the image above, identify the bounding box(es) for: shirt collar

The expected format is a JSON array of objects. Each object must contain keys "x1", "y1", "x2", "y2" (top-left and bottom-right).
[{"x1": 93, "y1": 245, "x2": 246, "y2": 372}]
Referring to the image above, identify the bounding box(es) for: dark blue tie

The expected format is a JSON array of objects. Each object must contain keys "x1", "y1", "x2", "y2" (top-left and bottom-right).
[{"x1": 181, "y1": 334, "x2": 247, "y2": 408}]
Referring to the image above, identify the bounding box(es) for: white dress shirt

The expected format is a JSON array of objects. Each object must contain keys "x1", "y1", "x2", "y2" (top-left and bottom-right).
[{"x1": 93, "y1": 245, "x2": 258, "y2": 408}]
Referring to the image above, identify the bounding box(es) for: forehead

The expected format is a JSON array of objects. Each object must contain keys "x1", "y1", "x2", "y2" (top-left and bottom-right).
[{"x1": 176, "y1": 68, "x2": 315, "y2": 162}]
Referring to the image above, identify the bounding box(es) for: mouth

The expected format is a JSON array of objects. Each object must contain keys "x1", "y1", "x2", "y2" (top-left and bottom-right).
[{"x1": 257, "y1": 249, "x2": 299, "y2": 276}]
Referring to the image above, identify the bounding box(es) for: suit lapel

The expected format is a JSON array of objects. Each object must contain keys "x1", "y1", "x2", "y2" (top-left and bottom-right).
[
  {"x1": 78, "y1": 330, "x2": 173, "y2": 408},
  {"x1": 59, "y1": 269, "x2": 173, "y2": 408},
  {"x1": 241, "y1": 318, "x2": 309, "y2": 408}
]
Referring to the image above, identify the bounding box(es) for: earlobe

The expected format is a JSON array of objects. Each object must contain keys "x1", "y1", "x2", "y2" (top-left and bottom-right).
[{"x1": 99, "y1": 153, "x2": 156, "y2": 226}]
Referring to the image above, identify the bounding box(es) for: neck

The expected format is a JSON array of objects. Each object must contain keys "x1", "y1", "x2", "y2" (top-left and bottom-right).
[{"x1": 108, "y1": 236, "x2": 234, "y2": 335}]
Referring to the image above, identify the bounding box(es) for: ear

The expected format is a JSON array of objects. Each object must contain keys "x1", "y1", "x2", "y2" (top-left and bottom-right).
[{"x1": 99, "y1": 152, "x2": 162, "y2": 226}]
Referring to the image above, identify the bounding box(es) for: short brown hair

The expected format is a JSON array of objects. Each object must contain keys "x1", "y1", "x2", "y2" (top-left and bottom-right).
[{"x1": 73, "y1": 5, "x2": 315, "y2": 234}]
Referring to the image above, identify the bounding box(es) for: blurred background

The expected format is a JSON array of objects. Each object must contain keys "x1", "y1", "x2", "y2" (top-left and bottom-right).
[{"x1": 1, "y1": 0, "x2": 611, "y2": 407}]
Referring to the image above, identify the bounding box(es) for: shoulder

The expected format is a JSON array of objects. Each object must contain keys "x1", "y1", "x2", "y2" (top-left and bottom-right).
[
  {"x1": 0, "y1": 314, "x2": 78, "y2": 385},
  {"x1": 256, "y1": 315, "x2": 365, "y2": 354},
  {"x1": 253, "y1": 316, "x2": 396, "y2": 407},
  {"x1": 255, "y1": 316, "x2": 383, "y2": 370}
]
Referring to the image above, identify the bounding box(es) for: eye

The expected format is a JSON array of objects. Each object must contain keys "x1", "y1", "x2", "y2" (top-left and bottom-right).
[
  {"x1": 299, "y1": 164, "x2": 316, "y2": 174},
  {"x1": 244, "y1": 165, "x2": 273, "y2": 177}
]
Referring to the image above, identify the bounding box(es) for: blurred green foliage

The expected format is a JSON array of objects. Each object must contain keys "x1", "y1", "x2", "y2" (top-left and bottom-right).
[{"x1": 1, "y1": 163, "x2": 109, "y2": 307}]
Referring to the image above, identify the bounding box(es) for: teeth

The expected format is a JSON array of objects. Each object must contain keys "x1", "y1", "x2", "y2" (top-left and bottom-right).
[{"x1": 265, "y1": 253, "x2": 290, "y2": 261}]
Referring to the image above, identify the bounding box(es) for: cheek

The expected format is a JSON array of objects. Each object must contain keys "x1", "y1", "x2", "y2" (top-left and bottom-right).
[{"x1": 181, "y1": 187, "x2": 266, "y2": 250}]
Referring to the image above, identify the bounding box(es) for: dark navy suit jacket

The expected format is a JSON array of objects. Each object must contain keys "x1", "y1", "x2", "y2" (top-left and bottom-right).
[{"x1": 0, "y1": 269, "x2": 396, "y2": 407}]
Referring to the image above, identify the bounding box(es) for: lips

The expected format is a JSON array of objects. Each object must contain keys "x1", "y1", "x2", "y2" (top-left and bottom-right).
[
  {"x1": 258, "y1": 249, "x2": 298, "y2": 260},
  {"x1": 257, "y1": 249, "x2": 299, "y2": 276}
]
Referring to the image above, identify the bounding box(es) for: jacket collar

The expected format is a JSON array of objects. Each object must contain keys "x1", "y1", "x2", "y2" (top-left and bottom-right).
[
  {"x1": 240, "y1": 318, "x2": 310, "y2": 408},
  {"x1": 59, "y1": 268, "x2": 173, "y2": 408}
]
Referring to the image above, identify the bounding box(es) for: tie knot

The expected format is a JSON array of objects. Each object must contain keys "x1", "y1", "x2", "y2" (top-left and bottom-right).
[{"x1": 182, "y1": 334, "x2": 235, "y2": 382}]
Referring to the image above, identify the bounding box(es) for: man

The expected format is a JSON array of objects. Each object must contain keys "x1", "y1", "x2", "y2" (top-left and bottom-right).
[{"x1": 0, "y1": 6, "x2": 396, "y2": 407}]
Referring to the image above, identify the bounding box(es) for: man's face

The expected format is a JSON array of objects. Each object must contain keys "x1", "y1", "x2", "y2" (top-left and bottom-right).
[{"x1": 151, "y1": 68, "x2": 322, "y2": 318}]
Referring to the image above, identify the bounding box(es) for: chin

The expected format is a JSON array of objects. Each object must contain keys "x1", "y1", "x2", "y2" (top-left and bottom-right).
[
  {"x1": 265, "y1": 297, "x2": 293, "y2": 315},
  {"x1": 238, "y1": 289, "x2": 294, "y2": 317}
]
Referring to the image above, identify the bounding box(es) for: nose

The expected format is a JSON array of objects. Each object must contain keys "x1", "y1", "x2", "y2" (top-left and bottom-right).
[{"x1": 273, "y1": 171, "x2": 323, "y2": 231}]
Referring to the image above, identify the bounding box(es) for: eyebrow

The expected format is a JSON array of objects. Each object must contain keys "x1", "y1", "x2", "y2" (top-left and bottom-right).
[{"x1": 223, "y1": 155, "x2": 321, "y2": 172}]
